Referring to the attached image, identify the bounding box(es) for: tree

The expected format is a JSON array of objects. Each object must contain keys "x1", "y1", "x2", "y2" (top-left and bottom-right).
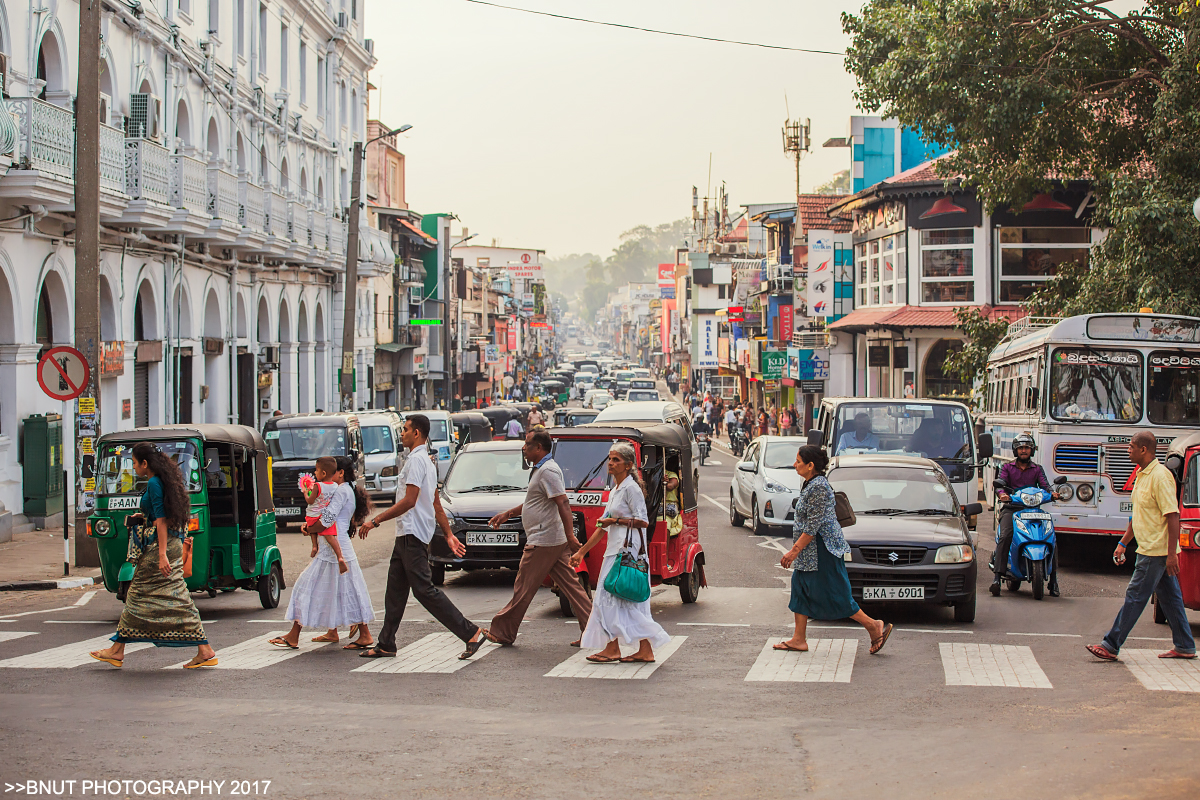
[
  {"x1": 844, "y1": 1, "x2": 1200, "y2": 315},
  {"x1": 941, "y1": 308, "x2": 1013, "y2": 400},
  {"x1": 814, "y1": 169, "x2": 852, "y2": 195}
]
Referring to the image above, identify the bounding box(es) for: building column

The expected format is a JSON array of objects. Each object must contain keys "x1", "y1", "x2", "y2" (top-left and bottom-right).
[
  {"x1": 0, "y1": 344, "x2": 43, "y2": 523},
  {"x1": 297, "y1": 342, "x2": 315, "y2": 412},
  {"x1": 278, "y1": 343, "x2": 298, "y2": 413},
  {"x1": 314, "y1": 342, "x2": 328, "y2": 411}
]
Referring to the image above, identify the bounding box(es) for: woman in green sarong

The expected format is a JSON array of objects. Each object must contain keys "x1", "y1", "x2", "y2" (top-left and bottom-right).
[{"x1": 90, "y1": 442, "x2": 218, "y2": 669}]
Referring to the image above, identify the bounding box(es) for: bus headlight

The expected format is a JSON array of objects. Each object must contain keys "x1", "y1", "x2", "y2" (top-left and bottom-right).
[
  {"x1": 935, "y1": 544, "x2": 974, "y2": 563},
  {"x1": 1057, "y1": 483, "x2": 1075, "y2": 501},
  {"x1": 1075, "y1": 483, "x2": 1094, "y2": 502}
]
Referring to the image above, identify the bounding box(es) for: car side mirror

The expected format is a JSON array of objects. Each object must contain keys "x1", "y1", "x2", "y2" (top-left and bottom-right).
[
  {"x1": 737, "y1": 461, "x2": 756, "y2": 473},
  {"x1": 806, "y1": 429, "x2": 823, "y2": 447},
  {"x1": 963, "y1": 502, "x2": 984, "y2": 517},
  {"x1": 977, "y1": 433, "x2": 994, "y2": 461}
]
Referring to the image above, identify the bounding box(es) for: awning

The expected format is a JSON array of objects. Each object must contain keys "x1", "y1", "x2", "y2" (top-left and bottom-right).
[
  {"x1": 358, "y1": 227, "x2": 396, "y2": 267},
  {"x1": 376, "y1": 342, "x2": 415, "y2": 353},
  {"x1": 399, "y1": 219, "x2": 438, "y2": 247},
  {"x1": 828, "y1": 304, "x2": 1026, "y2": 332}
]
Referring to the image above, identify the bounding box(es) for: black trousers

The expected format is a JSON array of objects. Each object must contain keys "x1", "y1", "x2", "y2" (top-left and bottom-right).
[{"x1": 377, "y1": 535, "x2": 478, "y2": 652}]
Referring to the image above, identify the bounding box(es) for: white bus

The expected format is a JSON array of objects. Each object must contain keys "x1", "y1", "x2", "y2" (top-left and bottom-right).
[{"x1": 982, "y1": 313, "x2": 1200, "y2": 536}]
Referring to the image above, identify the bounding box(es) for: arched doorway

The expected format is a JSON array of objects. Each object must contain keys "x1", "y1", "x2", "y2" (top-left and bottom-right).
[
  {"x1": 99, "y1": 276, "x2": 120, "y2": 431},
  {"x1": 35, "y1": 270, "x2": 70, "y2": 353},
  {"x1": 206, "y1": 117, "x2": 220, "y2": 163},
  {"x1": 35, "y1": 30, "x2": 68, "y2": 104},
  {"x1": 171, "y1": 284, "x2": 194, "y2": 423},
  {"x1": 132, "y1": 280, "x2": 159, "y2": 427},
  {"x1": 923, "y1": 339, "x2": 969, "y2": 401}
]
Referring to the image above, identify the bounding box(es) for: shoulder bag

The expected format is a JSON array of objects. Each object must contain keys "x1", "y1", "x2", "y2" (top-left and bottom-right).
[
  {"x1": 834, "y1": 490, "x2": 856, "y2": 528},
  {"x1": 603, "y1": 524, "x2": 651, "y2": 603}
]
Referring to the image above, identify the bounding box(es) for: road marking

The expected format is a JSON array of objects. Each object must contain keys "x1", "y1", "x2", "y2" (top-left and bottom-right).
[
  {"x1": 74, "y1": 591, "x2": 97, "y2": 607},
  {"x1": 44, "y1": 620, "x2": 120, "y2": 624},
  {"x1": 677, "y1": 622, "x2": 750, "y2": 627},
  {"x1": 352, "y1": 632, "x2": 498, "y2": 674},
  {"x1": 755, "y1": 536, "x2": 791, "y2": 554},
  {"x1": 706, "y1": 459, "x2": 724, "y2": 466},
  {"x1": 746, "y1": 638, "x2": 857, "y2": 683},
  {"x1": 165, "y1": 630, "x2": 330, "y2": 670},
  {"x1": 898, "y1": 628, "x2": 973, "y2": 635},
  {"x1": 0, "y1": 606, "x2": 81, "y2": 620},
  {"x1": 700, "y1": 494, "x2": 729, "y2": 512},
  {"x1": 545, "y1": 635, "x2": 687, "y2": 679},
  {"x1": 1007, "y1": 632, "x2": 1082, "y2": 638},
  {"x1": 0, "y1": 634, "x2": 151, "y2": 668},
  {"x1": 0, "y1": 632, "x2": 38, "y2": 643},
  {"x1": 939, "y1": 643, "x2": 1052, "y2": 688},
  {"x1": 1120, "y1": 650, "x2": 1200, "y2": 692}
]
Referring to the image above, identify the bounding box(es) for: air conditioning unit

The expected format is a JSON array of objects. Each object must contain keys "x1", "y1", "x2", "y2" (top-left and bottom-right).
[
  {"x1": 260, "y1": 345, "x2": 280, "y2": 365},
  {"x1": 98, "y1": 93, "x2": 112, "y2": 125},
  {"x1": 126, "y1": 93, "x2": 161, "y2": 139},
  {"x1": 408, "y1": 286, "x2": 422, "y2": 305}
]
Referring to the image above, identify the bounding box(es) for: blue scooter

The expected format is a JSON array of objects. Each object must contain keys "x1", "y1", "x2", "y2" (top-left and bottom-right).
[{"x1": 991, "y1": 476, "x2": 1067, "y2": 600}]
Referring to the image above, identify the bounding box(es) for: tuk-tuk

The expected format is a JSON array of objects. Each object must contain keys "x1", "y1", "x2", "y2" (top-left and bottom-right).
[
  {"x1": 450, "y1": 411, "x2": 494, "y2": 452},
  {"x1": 549, "y1": 420, "x2": 705, "y2": 610},
  {"x1": 566, "y1": 409, "x2": 600, "y2": 427},
  {"x1": 481, "y1": 406, "x2": 523, "y2": 440},
  {"x1": 1160, "y1": 432, "x2": 1200, "y2": 621},
  {"x1": 540, "y1": 380, "x2": 569, "y2": 408},
  {"x1": 87, "y1": 425, "x2": 285, "y2": 608}
]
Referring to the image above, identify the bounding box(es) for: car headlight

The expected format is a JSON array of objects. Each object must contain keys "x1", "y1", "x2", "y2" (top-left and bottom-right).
[
  {"x1": 763, "y1": 479, "x2": 789, "y2": 493},
  {"x1": 380, "y1": 466, "x2": 398, "y2": 478},
  {"x1": 1056, "y1": 482, "x2": 1074, "y2": 501},
  {"x1": 93, "y1": 518, "x2": 111, "y2": 536},
  {"x1": 934, "y1": 544, "x2": 974, "y2": 563},
  {"x1": 1075, "y1": 483, "x2": 1093, "y2": 502}
]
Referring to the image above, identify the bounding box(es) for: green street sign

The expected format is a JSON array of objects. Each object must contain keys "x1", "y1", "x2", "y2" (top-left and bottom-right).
[{"x1": 408, "y1": 319, "x2": 443, "y2": 326}]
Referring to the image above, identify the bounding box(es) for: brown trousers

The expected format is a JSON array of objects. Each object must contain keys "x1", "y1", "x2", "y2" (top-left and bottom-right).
[{"x1": 490, "y1": 542, "x2": 593, "y2": 644}]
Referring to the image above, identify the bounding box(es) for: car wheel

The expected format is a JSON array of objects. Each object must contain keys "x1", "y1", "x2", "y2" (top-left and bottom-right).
[
  {"x1": 679, "y1": 559, "x2": 701, "y2": 604},
  {"x1": 1031, "y1": 560, "x2": 1045, "y2": 600},
  {"x1": 258, "y1": 563, "x2": 283, "y2": 609},
  {"x1": 953, "y1": 593, "x2": 976, "y2": 623},
  {"x1": 751, "y1": 496, "x2": 769, "y2": 536},
  {"x1": 430, "y1": 562, "x2": 446, "y2": 587},
  {"x1": 729, "y1": 488, "x2": 746, "y2": 527}
]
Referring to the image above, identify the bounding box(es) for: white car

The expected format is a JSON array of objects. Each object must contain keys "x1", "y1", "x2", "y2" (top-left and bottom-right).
[
  {"x1": 729, "y1": 436, "x2": 807, "y2": 535},
  {"x1": 584, "y1": 390, "x2": 613, "y2": 409}
]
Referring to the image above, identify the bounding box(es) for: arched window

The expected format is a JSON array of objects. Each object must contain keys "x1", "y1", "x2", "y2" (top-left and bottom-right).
[{"x1": 924, "y1": 339, "x2": 969, "y2": 401}]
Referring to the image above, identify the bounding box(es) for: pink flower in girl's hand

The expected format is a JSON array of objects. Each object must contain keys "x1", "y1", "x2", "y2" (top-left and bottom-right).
[{"x1": 298, "y1": 473, "x2": 316, "y2": 492}]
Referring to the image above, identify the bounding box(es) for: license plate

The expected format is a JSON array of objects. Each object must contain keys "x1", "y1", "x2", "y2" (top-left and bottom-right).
[
  {"x1": 274, "y1": 506, "x2": 302, "y2": 517},
  {"x1": 1020, "y1": 512, "x2": 1052, "y2": 521},
  {"x1": 107, "y1": 495, "x2": 142, "y2": 510},
  {"x1": 862, "y1": 586, "x2": 925, "y2": 600},
  {"x1": 1120, "y1": 501, "x2": 1133, "y2": 513},
  {"x1": 571, "y1": 491, "x2": 605, "y2": 506},
  {"x1": 466, "y1": 532, "x2": 518, "y2": 545}
]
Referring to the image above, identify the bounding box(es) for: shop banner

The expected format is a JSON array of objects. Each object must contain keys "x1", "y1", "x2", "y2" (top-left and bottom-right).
[
  {"x1": 761, "y1": 350, "x2": 787, "y2": 380},
  {"x1": 780, "y1": 304, "x2": 794, "y2": 345},
  {"x1": 484, "y1": 344, "x2": 500, "y2": 364},
  {"x1": 717, "y1": 337, "x2": 730, "y2": 365},
  {"x1": 807, "y1": 230, "x2": 834, "y2": 317},
  {"x1": 658, "y1": 264, "x2": 676, "y2": 299},
  {"x1": 507, "y1": 325, "x2": 517, "y2": 350},
  {"x1": 697, "y1": 314, "x2": 719, "y2": 368}
]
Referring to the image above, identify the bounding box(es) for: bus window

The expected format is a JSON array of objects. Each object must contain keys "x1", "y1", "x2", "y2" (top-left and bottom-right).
[
  {"x1": 1049, "y1": 348, "x2": 1142, "y2": 422},
  {"x1": 1147, "y1": 352, "x2": 1200, "y2": 426},
  {"x1": 1184, "y1": 454, "x2": 1199, "y2": 507}
]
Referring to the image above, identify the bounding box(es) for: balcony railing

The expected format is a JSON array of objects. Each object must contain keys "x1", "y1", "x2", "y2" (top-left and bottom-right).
[
  {"x1": 170, "y1": 154, "x2": 207, "y2": 213},
  {"x1": 310, "y1": 209, "x2": 327, "y2": 250},
  {"x1": 329, "y1": 218, "x2": 345, "y2": 255},
  {"x1": 6, "y1": 97, "x2": 74, "y2": 180},
  {"x1": 124, "y1": 137, "x2": 171, "y2": 204},
  {"x1": 264, "y1": 190, "x2": 288, "y2": 239},
  {"x1": 99, "y1": 123, "x2": 125, "y2": 194},
  {"x1": 288, "y1": 200, "x2": 308, "y2": 245},
  {"x1": 207, "y1": 166, "x2": 238, "y2": 223},
  {"x1": 239, "y1": 178, "x2": 265, "y2": 232}
]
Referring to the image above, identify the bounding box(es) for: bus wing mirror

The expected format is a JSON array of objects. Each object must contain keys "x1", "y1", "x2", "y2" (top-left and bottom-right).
[
  {"x1": 977, "y1": 433, "x2": 994, "y2": 461},
  {"x1": 806, "y1": 429, "x2": 823, "y2": 447}
]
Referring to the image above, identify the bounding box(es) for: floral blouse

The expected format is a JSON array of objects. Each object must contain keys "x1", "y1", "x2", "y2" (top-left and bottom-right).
[{"x1": 791, "y1": 475, "x2": 850, "y2": 572}]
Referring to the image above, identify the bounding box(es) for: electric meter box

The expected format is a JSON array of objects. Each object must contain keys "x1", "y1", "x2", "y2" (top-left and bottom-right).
[{"x1": 23, "y1": 413, "x2": 64, "y2": 517}]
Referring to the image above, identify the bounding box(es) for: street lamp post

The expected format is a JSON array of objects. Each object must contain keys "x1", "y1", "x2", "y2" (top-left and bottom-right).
[{"x1": 340, "y1": 124, "x2": 412, "y2": 411}]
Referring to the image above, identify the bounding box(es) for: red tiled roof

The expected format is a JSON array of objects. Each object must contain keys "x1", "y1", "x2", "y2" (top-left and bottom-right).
[
  {"x1": 719, "y1": 217, "x2": 748, "y2": 242},
  {"x1": 829, "y1": 304, "x2": 1026, "y2": 332},
  {"x1": 796, "y1": 194, "x2": 852, "y2": 233},
  {"x1": 880, "y1": 153, "x2": 961, "y2": 187},
  {"x1": 399, "y1": 218, "x2": 438, "y2": 246}
]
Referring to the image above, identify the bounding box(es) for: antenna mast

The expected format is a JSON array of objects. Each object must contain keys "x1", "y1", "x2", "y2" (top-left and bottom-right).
[{"x1": 782, "y1": 117, "x2": 811, "y2": 197}]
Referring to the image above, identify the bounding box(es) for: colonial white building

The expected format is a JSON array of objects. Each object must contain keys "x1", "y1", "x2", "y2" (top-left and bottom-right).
[{"x1": 0, "y1": 0, "x2": 383, "y2": 530}]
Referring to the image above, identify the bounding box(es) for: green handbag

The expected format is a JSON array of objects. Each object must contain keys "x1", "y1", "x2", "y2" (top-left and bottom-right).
[{"x1": 603, "y1": 525, "x2": 650, "y2": 603}]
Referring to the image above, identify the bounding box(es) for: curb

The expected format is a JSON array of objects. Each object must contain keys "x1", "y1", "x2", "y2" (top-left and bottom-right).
[{"x1": 0, "y1": 577, "x2": 95, "y2": 592}]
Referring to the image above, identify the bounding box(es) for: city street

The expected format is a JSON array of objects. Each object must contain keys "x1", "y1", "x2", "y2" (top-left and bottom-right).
[{"x1": 2, "y1": 442, "x2": 1198, "y2": 799}]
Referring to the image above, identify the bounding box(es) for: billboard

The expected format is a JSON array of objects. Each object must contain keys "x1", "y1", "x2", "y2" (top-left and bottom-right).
[
  {"x1": 658, "y1": 264, "x2": 676, "y2": 299},
  {"x1": 697, "y1": 314, "x2": 719, "y2": 368},
  {"x1": 807, "y1": 230, "x2": 835, "y2": 318},
  {"x1": 630, "y1": 283, "x2": 659, "y2": 302}
]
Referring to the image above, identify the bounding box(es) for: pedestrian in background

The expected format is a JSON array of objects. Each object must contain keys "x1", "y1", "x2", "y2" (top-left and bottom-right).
[
  {"x1": 1088, "y1": 431, "x2": 1196, "y2": 661},
  {"x1": 775, "y1": 445, "x2": 893, "y2": 655},
  {"x1": 570, "y1": 442, "x2": 670, "y2": 663},
  {"x1": 90, "y1": 442, "x2": 217, "y2": 669}
]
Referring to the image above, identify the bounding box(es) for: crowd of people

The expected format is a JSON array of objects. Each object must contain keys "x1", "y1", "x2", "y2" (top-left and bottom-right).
[{"x1": 680, "y1": 390, "x2": 803, "y2": 441}]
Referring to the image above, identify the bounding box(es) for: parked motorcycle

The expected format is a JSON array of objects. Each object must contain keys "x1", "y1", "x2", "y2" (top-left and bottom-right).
[{"x1": 990, "y1": 476, "x2": 1067, "y2": 600}]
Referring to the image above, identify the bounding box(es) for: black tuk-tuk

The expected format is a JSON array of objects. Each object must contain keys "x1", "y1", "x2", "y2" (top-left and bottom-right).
[
  {"x1": 480, "y1": 406, "x2": 523, "y2": 439},
  {"x1": 451, "y1": 411, "x2": 494, "y2": 452}
]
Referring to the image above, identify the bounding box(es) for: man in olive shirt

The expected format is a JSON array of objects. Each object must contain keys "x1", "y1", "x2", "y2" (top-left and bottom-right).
[
  {"x1": 486, "y1": 430, "x2": 593, "y2": 644},
  {"x1": 1088, "y1": 431, "x2": 1196, "y2": 660}
]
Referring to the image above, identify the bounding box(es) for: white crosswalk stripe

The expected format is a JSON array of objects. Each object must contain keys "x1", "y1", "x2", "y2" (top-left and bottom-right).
[
  {"x1": 165, "y1": 630, "x2": 331, "y2": 670},
  {"x1": 1120, "y1": 650, "x2": 1200, "y2": 692},
  {"x1": 940, "y1": 643, "x2": 1052, "y2": 688},
  {"x1": 0, "y1": 632, "x2": 38, "y2": 644},
  {"x1": 544, "y1": 636, "x2": 687, "y2": 679},
  {"x1": 352, "y1": 632, "x2": 498, "y2": 674},
  {"x1": 745, "y1": 639, "x2": 857, "y2": 683},
  {"x1": 0, "y1": 634, "x2": 151, "y2": 668}
]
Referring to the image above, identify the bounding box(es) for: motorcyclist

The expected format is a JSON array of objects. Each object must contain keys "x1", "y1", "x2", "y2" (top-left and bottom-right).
[
  {"x1": 991, "y1": 433, "x2": 1059, "y2": 597},
  {"x1": 691, "y1": 412, "x2": 712, "y2": 437}
]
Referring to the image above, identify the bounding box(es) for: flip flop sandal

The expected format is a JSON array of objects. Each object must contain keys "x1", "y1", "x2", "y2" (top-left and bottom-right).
[
  {"x1": 268, "y1": 638, "x2": 298, "y2": 650},
  {"x1": 89, "y1": 652, "x2": 123, "y2": 668},
  {"x1": 619, "y1": 655, "x2": 655, "y2": 663},
  {"x1": 1086, "y1": 644, "x2": 1119, "y2": 661},
  {"x1": 569, "y1": 639, "x2": 582, "y2": 648},
  {"x1": 185, "y1": 657, "x2": 218, "y2": 669},
  {"x1": 311, "y1": 635, "x2": 339, "y2": 643},
  {"x1": 342, "y1": 641, "x2": 375, "y2": 650},
  {"x1": 346, "y1": 624, "x2": 361, "y2": 640},
  {"x1": 459, "y1": 631, "x2": 490, "y2": 660},
  {"x1": 585, "y1": 654, "x2": 621, "y2": 663},
  {"x1": 358, "y1": 648, "x2": 396, "y2": 658},
  {"x1": 1158, "y1": 649, "x2": 1197, "y2": 659},
  {"x1": 773, "y1": 642, "x2": 808, "y2": 652},
  {"x1": 870, "y1": 623, "x2": 894, "y2": 655}
]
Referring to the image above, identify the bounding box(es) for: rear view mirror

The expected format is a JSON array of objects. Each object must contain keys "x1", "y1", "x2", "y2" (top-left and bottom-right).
[
  {"x1": 1053, "y1": 475, "x2": 1068, "y2": 485},
  {"x1": 963, "y1": 502, "x2": 984, "y2": 517},
  {"x1": 737, "y1": 461, "x2": 756, "y2": 473},
  {"x1": 806, "y1": 429, "x2": 823, "y2": 447},
  {"x1": 977, "y1": 433, "x2": 994, "y2": 461}
]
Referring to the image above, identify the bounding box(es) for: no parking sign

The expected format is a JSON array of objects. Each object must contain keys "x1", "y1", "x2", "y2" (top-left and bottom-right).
[{"x1": 37, "y1": 346, "x2": 90, "y2": 401}]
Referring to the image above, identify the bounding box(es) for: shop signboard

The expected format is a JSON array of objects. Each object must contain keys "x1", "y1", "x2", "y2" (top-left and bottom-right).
[
  {"x1": 484, "y1": 344, "x2": 500, "y2": 364},
  {"x1": 788, "y1": 347, "x2": 830, "y2": 380},
  {"x1": 800, "y1": 380, "x2": 825, "y2": 394},
  {"x1": 717, "y1": 337, "x2": 730, "y2": 365},
  {"x1": 658, "y1": 264, "x2": 676, "y2": 299},
  {"x1": 630, "y1": 283, "x2": 658, "y2": 302},
  {"x1": 779, "y1": 304, "x2": 794, "y2": 345},
  {"x1": 807, "y1": 230, "x2": 835, "y2": 317},
  {"x1": 697, "y1": 314, "x2": 719, "y2": 368},
  {"x1": 761, "y1": 350, "x2": 787, "y2": 380}
]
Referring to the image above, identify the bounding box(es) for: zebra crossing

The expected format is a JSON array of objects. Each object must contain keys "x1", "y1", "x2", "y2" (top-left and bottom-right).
[{"x1": 0, "y1": 627, "x2": 1196, "y2": 691}]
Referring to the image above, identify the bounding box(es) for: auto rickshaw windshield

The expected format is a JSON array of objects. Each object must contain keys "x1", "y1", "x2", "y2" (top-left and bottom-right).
[
  {"x1": 265, "y1": 427, "x2": 347, "y2": 460},
  {"x1": 551, "y1": 439, "x2": 619, "y2": 489},
  {"x1": 96, "y1": 440, "x2": 203, "y2": 496}
]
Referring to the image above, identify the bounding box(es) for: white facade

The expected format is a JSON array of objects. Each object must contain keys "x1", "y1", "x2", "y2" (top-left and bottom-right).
[{"x1": 0, "y1": 0, "x2": 378, "y2": 525}]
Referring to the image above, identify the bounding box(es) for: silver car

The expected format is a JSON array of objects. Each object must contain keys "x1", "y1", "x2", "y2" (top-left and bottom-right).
[{"x1": 357, "y1": 411, "x2": 406, "y2": 504}]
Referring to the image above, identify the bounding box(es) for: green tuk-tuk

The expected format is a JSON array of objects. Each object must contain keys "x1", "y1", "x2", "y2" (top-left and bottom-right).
[
  {"x1": 87, "y1": 425, "x2": 285, "y2": 608},
  {"x1": 540, "y1": 380, "x2": 570, "y2": 408}
]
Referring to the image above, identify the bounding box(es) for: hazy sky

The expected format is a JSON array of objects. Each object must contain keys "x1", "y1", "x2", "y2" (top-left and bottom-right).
[{"x1": 367, "y1": 0, "x2": 1137, "y2": 258}]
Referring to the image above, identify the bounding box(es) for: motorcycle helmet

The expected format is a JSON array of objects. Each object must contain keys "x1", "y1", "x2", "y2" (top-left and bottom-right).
[{"x1": 1011, "y1": 433, "x2": 1037, "y2": 457}]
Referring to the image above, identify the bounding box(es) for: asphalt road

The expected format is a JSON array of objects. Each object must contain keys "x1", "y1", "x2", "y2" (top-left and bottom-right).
[{"x1": 2, "y1": 432, "x2": 1199, "y2": 799}]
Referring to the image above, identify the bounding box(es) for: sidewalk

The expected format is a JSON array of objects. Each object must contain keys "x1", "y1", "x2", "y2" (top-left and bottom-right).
[{"x1": 0, "y1": 528, "x2": 100, "y2": 589}]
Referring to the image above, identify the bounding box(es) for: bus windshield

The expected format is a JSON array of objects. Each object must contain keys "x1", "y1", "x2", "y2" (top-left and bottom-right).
[
  {"x1": 1049, "y1": 348, "x2": 1142, "y2": 422},
  {"x1": 96, "y1": 440, "x2": 203, "y2": 496},
  {"x1": 1148, "y1": 352, "x2": 1200, "y2": 426},
  {"x1": 265, "y1": 427, "x2": 347, "y2": 460}
]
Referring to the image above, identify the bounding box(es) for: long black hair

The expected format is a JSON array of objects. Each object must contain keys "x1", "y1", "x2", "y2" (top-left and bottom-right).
[
  {"x1": 132, "y1": 441, "x2": 190, "y2": 529},
  {"x1": 335, "y1": 456, "x2": 372, "y2": 530},
  {"x1": 795, "y1": 444, "x2": 830, "y2": 477}
]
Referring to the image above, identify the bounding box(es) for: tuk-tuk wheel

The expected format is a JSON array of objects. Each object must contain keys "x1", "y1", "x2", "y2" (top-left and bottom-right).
[
  {"x1": 679, "y1": 561, "x2": 701, "y2": 604},
  {"x1": 558, "y1": 572, "x2": 591, "y2": 617},
  {"x1": 116, "y1": 581, "x2": 130, "y2": 603},
  {"x1": 206, "y1": 588, "x2": 218, "y2": 598},
  {"x1": 1005, "y1": 578, "x2": 1020, "y2": 592},
  {"x1": 258, "y1": 563, "x2": 283, "y2": 609}
]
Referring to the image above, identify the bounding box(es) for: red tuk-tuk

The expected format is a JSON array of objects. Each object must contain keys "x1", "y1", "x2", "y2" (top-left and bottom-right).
[
  {"x1": 1161, "y1": 432, "x2": 1200, "y2": 620},
  {"x1": 549, "y1": 421, "x2": 705, "y2": 609}
]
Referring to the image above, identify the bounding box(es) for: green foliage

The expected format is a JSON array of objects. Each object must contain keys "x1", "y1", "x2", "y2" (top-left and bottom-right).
[
  {"x1": 844, "y1": 1, "x2": 1200, "y2": 314},
  {"x1": 941, "y1": 307, "x2": 1012, "y2": 392},
  {"x1": 814, "y1": 169, "x2": 852, "y2": 195}
]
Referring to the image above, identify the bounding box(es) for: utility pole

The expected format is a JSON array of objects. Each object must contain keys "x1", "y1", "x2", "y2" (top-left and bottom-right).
[
  {"x1": 782, "y1": 117, "x2": 812, "y2": 197},
  {"x1": 73, "y1": 0, "x2": 102, "y2": 568},
  {"x1": 340, "y1": 141, "x2": 363, "y2": 411}
]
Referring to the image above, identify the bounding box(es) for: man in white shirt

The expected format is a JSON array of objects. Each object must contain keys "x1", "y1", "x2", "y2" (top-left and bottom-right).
[
  {"x1": 835, "y1": 412, "x2": 882, "y2": 454},
  {"x1": 357, "y1": 414, "x2": 490, "y2": 660}
]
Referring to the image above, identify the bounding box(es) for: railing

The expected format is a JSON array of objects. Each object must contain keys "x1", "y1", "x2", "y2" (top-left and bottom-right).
[
  {"x1": 264, "y1": 190, "x2": 288, "y2": 239},
  {"x1": 99, "y1": 123, "x2": 125, "y2": 194},
  {"x1": 170, "y1": 154, "x2": 208, "y2": 213},
  {"x1": 5, "y1": 97, "x2": 74, "y2": 180},
  {"x1": 329, "y1": 218, "x2": 345, "y2": 256},
  {"x1": 124, "y1": 138, "x2": 171, "y2": 204},
  {"x1": 207, "y1": 166, "x2": 239, "y2": 223},
  {"x1": 238, "y1": 177, "x2": 265, "y2": 232},
  {"x1": 288, "y1": 200, "x2": 309, "y2": 245},
  {"x1": 310, "y1": 209, "x2": 327, "y2": 250}
]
